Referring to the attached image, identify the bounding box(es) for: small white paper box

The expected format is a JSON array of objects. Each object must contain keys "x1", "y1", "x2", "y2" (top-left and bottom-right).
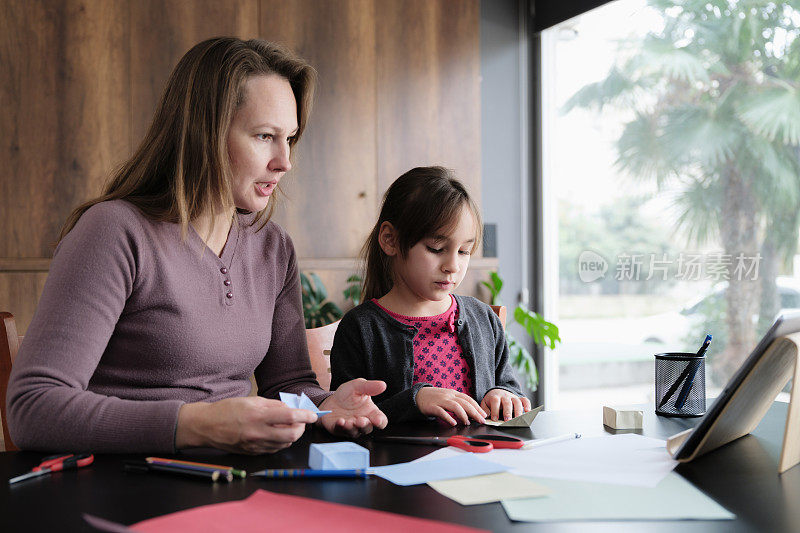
[
  {"x1": 309, "y1": 442, "x2": 370, "y2": 470},
  {"x1": 603, "y1": 406, "x2": 643, "y2": 430}
]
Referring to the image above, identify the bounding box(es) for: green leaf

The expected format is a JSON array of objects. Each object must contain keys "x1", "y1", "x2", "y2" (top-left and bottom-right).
[
  {"x1": 319, "y1": 301, "x2": 343, "y2": 321},
  {"x1": 738, "y1": 86, "x2": 800, "y2": 146},
  {"x1": 309, "y1": 272, "x2": 327, "y2": 300},
  {"x1": 300, "y1": 272, "x2": 313, "y2": 296},
  {"x1": 301, "y1": 271, "x2": 342, "y2": 327},
  {"x1": 343, "y1": 273, "x2": 363, "y2": 307},
  {"x1": 490, "y1": 271, "x2": 503, "y2": 293}
]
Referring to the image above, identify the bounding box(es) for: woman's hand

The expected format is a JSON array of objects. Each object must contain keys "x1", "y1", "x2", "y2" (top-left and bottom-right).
[
  {"x1": 175, "y1": 397, "x2": 317, "y2": 455},
  {"x1": 415, "y1": 387, "x2": 487, "y2": 426},
  {"x1": 480, "y1": 388, "x2": 531, "y2": 421},
  {"x1": 318, "y1": 378, "x2": 389, "y2": 437}
]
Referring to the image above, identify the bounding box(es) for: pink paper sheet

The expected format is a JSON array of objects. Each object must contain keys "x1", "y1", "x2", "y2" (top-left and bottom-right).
[{"x1": 131, "y1": 489, "x2": 487, "y2": 533}]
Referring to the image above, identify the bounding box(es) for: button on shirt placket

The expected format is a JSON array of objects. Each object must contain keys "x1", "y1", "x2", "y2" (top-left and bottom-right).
[{"x1": 221, "y1": 267, "x2": 234, "y2": 305}]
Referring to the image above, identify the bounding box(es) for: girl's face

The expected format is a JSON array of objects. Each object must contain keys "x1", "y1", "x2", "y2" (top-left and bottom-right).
[
  {"x1": 392, "y1": 205, "x2": 477, "y2": 306},
  {"x1": 227, "y1": 74, "x2": 298, "y2": 213}
]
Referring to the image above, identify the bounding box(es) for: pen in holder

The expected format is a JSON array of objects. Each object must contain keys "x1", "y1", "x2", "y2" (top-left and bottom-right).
[{"x1": 655, "y1": 352, "x2": 706, "y2": 417}]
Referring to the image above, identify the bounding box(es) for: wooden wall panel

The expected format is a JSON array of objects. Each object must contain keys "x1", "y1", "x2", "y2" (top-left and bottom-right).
[
  {"x1": 0, "y1": 0, "x2": 130, "y2": 258},
  {"x1": 130, "y1": 0, "x2": 260, "y2": 143},
  {"x1": 260, "y1": 0, "x2": 379, "y2": 259},
  {"x1": 0, "y1": 0, "x2": 484, "y2": 333},
  {"x1": 375, "y1": 0, "x2": 481, "y2": 214},
  {"x1": 0, "y1": 273, "x2": 49, "y2": 336}
]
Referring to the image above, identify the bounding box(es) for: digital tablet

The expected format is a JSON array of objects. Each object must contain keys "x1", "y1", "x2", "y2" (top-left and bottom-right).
[{"x1": 670, "y1": 311, "x2": 800, "y2": 461}]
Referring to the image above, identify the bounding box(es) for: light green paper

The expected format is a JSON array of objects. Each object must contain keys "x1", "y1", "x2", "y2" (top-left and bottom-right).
[
  {"x1": 483, "y1": 405, "x2": 543, "y2": 427},
  {"x1": 428, "y1": 472, "x2": 550, "y2": 505},
  {"x1": 501, "y1": 473, "x2": 735, "y2": 522}
]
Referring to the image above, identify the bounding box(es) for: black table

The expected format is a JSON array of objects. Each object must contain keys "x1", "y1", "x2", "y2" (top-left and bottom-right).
[{"x1": 4, "y1": 402, "x2": 800, "y2": 532}]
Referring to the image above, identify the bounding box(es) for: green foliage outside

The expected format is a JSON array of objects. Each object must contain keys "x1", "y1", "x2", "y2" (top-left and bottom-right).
[
  {"x1": 564, "y1": 0, "x2": 800, "y2": 377},
  {"x1": 482, "y1": 271, "x2": 561, "y2": 391},
  {"x1": 559, "y1": 197, "x2": 677, "y2": 295},
  {"x1": 300, "y1": 272, "x2": 343, "y2": 328}
]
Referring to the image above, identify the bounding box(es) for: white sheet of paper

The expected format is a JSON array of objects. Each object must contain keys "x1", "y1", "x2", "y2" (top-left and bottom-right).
[
  {"x1": 428, "y1": 472, "x2": 550, "y2": 505},
  {"x1": 371, "y1": 454, "x2": 509, "y2": 486},
  {"x1": 278, "y1": 391, "x2": 332, "y2": 416},
  {"x1": 416, "y1": 433, "x2": 677, "y2": 488},
  {"x1": 501, "y1": 473, "x2": 734, "y2": 521}
]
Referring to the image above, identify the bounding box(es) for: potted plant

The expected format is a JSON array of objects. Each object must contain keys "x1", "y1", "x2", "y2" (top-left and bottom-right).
[
  {"x1": 482, "y1": 271, "x2": 560, "y2": 391},
  {"x1": 300, "y1": 272, "x2": 343, "y2": 328}
]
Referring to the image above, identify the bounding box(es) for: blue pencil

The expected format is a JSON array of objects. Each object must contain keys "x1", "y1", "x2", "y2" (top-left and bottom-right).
[
  {"x1": 251, "y1": 469, "x2": 371, "y2": 479},
  {"x1": 675, "y1": 334, "x2": 712, "y2": 409}
]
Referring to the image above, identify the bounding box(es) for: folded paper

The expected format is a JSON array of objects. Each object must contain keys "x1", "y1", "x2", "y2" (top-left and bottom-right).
[
  {"x1": 279, "y1": 391, "x2": 331, "y2": 416},
  {"x1": 602, "y1": 406, "x2": 643, "y2": 430},
  {"x1": 483, "y1": 405, "x2": 543, "y2": 427},
  {"x1": 309, "y1": 442, "x2": 370, "y2": 470}
]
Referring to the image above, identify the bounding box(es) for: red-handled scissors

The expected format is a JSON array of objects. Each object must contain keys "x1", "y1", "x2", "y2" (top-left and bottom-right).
[
  {"x1": 373, "y1": 434, "x2": 524, "y2": 453},
  {"x1": 8, "y1": 453, "x2": 94, "y2": 485}
]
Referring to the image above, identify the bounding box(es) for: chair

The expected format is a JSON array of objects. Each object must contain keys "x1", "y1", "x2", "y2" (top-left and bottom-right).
[
  {"x1": 1, "y1": 312, "x2": 21, "y2": 451},
  {"x1": 248, "y1": 320, "x2": 341, "y2": 395},
  {"x1": 306, "y1": 320, "x2": 340, "y2": 391},
  {"x1": 490, "y1": 305, "x2": 507, "y2": 330}
]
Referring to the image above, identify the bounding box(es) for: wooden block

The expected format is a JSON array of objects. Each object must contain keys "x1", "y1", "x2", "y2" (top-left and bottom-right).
[{"x1": 603, "y1": 406, "x2": 643, "y2": 430}]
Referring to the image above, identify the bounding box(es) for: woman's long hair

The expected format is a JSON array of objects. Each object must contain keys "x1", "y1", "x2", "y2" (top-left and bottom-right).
[
  {"x1": 59, "y1": 37, "x2": 316, "y2": 240},
  {"x1": 361, "y1": 166, "x2": 482, "y2": 302}
]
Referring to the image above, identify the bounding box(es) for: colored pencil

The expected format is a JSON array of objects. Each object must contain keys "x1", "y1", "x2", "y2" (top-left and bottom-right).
[
  {"x1": 251, "y1": 468, "x2": 371, "y2": 479},
  {"x1": 124, "y1": 460, "x2": 232, "y2": 482},
  {"x1": 146, "y1": 457, "x2": 246, "y2": 478}
]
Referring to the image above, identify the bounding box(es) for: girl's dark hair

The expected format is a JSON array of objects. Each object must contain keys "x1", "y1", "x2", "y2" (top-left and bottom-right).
[
  {"x1": 59, "y1": 37, "x2": 316, "y2": 241},
  {"x1": 361, "y1": 166, "x2": 482, "y2": 302}
]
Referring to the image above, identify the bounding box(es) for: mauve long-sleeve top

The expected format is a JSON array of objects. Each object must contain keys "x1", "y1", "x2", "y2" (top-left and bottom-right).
[{"x1": 7, "y1": 200, "x2": 329, "y2": 453}]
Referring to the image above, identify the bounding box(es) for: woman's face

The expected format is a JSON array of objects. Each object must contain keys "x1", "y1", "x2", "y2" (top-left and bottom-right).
[{"x1": 227, "y1": 74, "x2": 298, "y2": 213}]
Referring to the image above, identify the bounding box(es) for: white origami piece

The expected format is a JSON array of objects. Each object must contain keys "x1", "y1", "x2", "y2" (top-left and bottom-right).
[
  {"x1": 483, "y1": 405, "x2": 543, "y2": 427},
  {"x1": 602, "y1": 406, "x2": 643, "y2": 430},
  {"x1": 279, "y1": 391, "x2": 332, "y2": 417},
  {"x1": 309, "y1": 442, "x2": 370, "y2": 470}
]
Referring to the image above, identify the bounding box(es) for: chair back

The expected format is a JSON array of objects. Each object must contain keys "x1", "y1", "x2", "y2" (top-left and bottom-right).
[
  {"x1": 306, "y1": 320, "x2": 340, "y2": 391},
  {"x1": 490, "y1": 305, "x2": 507, "y2": 330},
  {"x1": 0, "y1": 312, "x2": 21, "y2": 451}
]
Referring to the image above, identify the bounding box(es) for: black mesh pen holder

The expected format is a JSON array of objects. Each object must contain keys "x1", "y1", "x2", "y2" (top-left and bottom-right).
[{"x1": 655, "y1": 352, "x2": 706, "y2": 417}]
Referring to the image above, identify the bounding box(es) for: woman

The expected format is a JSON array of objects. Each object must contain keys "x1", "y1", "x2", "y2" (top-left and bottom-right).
[{"x1": 6, "y1": 37, "x2": 387, "y2": 454}]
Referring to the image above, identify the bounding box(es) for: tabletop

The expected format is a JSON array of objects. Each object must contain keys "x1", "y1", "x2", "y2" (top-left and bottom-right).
[{"x1": 3, "y1": 402, "x2": 800, "y2": 532}]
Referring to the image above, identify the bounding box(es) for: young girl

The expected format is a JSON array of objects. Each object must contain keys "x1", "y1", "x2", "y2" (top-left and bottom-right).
[{"x1": 330, "y1": 166, "x2": 531, "y2": 425}]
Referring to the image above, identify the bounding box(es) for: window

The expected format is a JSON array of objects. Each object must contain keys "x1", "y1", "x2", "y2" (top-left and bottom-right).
[{"x1": 542, "y1": 0, "x2": 800, "y2": 409}]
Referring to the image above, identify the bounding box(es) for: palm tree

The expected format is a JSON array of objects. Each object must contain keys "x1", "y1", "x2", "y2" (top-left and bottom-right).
[{"x1": 564, "y1": 0, "x2": 800, "y2": 381}]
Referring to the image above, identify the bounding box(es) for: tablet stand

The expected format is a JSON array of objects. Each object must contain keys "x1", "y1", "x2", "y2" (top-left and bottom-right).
[{"x1": 666, "y1": 332, "x2": 800, "y2": 474}]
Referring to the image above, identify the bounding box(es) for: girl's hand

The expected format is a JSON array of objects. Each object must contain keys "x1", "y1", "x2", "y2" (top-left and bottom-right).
[
  {"x1": 319, "y1": 378, "x2": 389, "y2": 437},
  {"x1": 175, "y1": 397, "x2": 317, "y2": 455},
  {"x1": 415, "y1": 387, "x2": 487, "y2": 426},
  {"x1": 481, "y1": 389, "x2": 532, "y2": 421}
]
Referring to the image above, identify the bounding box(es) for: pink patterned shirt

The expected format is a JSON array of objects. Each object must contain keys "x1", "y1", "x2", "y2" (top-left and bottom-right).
[{"x1": 372, "y1": 296, "x2": 473, "y2": 395}]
